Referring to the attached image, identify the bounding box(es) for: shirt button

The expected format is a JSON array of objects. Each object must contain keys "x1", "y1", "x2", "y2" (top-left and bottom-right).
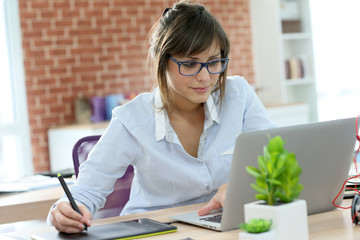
[
  {"x1": 199, "y1": 161, "x2": 203, "y2": 166},
  {"x1": 206, "y1": 186, "x2": 210, "y2": 191}
]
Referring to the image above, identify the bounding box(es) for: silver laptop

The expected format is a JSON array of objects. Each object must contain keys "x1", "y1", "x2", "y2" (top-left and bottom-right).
[{"x1": 170, "y1": 117, "x2": 357, "y2": 231}]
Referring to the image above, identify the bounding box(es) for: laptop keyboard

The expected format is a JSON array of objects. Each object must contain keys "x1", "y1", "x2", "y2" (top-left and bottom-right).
[{"x1": 199, "y1": 214, "x2": 222, "y2": 223}]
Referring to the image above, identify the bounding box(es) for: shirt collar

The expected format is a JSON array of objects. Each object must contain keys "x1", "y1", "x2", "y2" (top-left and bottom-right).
[
  {"x1": 205, "y1": 93, "x2": 220, "y2": 124},
  {"x1": 155, "y1": 90, "x2": 166, "y2": 141},
  {"x1": 154, "y1": 90, "x2": 220, "y2": 141}
]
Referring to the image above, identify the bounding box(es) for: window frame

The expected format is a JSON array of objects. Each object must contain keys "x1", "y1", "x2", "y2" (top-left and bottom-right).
[{"x1": 0, "y1": 0, "x2": 33, "y2": 178}]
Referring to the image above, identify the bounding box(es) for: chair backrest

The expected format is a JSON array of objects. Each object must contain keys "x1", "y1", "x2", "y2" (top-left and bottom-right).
[{"x1": 72, "y1": 135, "x2": 134, "y2": 219}]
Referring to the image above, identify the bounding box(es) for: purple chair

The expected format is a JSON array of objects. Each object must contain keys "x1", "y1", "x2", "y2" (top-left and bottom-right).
[{"x1": 72, "y1": 135, "x2": 134, "y2": 219}]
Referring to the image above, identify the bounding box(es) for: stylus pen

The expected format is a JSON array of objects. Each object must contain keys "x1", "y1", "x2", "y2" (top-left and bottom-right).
[{"x1": 57, "y1": 174, "x2": 88, "y2": 231}]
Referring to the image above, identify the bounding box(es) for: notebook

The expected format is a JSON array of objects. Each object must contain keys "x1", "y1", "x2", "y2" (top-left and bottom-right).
[
  {"x1": 170, "y1": 117, "x2": 357, "y2": 231},
  {"x1": 31, "y1": 218, "x2": 177, "y2": 240}
]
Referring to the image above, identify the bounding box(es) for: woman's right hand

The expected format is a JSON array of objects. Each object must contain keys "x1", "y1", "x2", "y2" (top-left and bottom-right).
[
  {"x1": 198, "y1": 183, "x2": 227, "y2": 216},
  {"x1": 50, "y1": 201, "x2": 92, "y2": 234}
]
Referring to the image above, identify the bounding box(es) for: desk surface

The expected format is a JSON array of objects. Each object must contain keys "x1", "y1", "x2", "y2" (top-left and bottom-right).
[
  {"x1": 0, "y1": 186, "x2": 63, "y2": 224},
  {"x1": 14, "y1": 200, "x2": 360, "y2": 240},
  {"x1": 2, "y1": 187, "x2": 360, "y2": 239}
]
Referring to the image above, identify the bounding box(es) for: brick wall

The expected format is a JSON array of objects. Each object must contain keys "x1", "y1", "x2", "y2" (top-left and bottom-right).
[{"x1": 18, "y1": 0, "x2": 254, "y2": 172}]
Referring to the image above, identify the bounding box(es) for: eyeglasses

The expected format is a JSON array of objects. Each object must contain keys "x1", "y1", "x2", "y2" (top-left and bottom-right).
[{"x1": 169, "y1": 56, "x2": 229, "y2": 76}]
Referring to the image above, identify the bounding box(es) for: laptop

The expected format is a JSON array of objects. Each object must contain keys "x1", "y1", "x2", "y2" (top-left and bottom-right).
[{"x1": 170, "y1": 117, "x2": 357, "y2": 231}]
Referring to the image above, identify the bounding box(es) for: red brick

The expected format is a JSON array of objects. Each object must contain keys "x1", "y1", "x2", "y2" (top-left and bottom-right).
[
  {"x1": 32, "y1": 21, "x2": 51, "y2": 29},
  {"x1": 57, "y1": 57, "x2": 75, "y2": 65},
  {"x1": 62, "y1": 10, "x2": 81, "y2": 18},
  {"x1": 70, "y1": 47, "x2": 101, "y2": 55},
  {"x1": 55, "y1": 19, "x2": 74, "y2": 27},
  {"x1": 33, "y1": 39, "x2": 52, "y2": 47},
  {"x1": 108, "y1": 9, "x2": 124, "y2": 16},
  {"x1": 84, "y1": 10, "x2": 103, "y2": 17},
  {"x1": 34, "y1": 59, "x2": 54, "y2": 66},
  {"x1": 78, "y1": 37, "x2": 94, "y2": 45},
  {"x1": 41, "y1": 10, "x2": 58, "y2": 19},
  {"x1": 74, "y1": 1, "x2": 89, "y2": 8},
  {"x1": 79, "y1": 56, "x2": 96, "y2": 63},
  {"x1": 54, "y1": 1, "x2": 71, "y2": 9},
  {"x1": 23, "y1": 30, "x2": 44, "y2": 38},
  {"x1": 98, "y1": 37, "x2": 114, "y2": 44},
  {"x1": 20, "y1": 11, "x2": 37, "y2": 19},
  {"x1": 55, "y1": 39, "x2": 74, "y2": 46},
  {"x1": 46, "y1": 29, "x2": 66, "y2": 37},
  {"x1": 80, "y1": 75, "x2": 96, "y2": 82},
  {"x1": 69, "y1": 28, "x2": 102, "y2": 36},
  {"x1": 93, "y1": 1, "x2": 110, "y2": 8},
  {"x1": 72, "y1": 84, "x2": 91, "y2": 93},
  {"x1": 26, "y1": 69, "x2": 46, "y2": 77},
  {"x1": 77, "y1": 20, "x2": 92, "y2": 28},
  {"x1": 48, "y1": 68, "x2": 68, "y2": 75},
  {"x1": 31, "y1": 1, "x2": 49, "y2": 9},
  {"x1": 99, "y1": 55, "x2": 115, "y2": 62},
  {"x1": 71, "y1": 65, "x2": 103, "y2": 73},
  {"x1": 96, "y1": 19, "x2": 112, "y2": 26}
]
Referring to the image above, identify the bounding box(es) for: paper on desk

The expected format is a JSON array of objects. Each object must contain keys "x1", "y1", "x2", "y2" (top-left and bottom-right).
[{"x1": 0, "y1": 175, "x2": 74, "y2": 193}]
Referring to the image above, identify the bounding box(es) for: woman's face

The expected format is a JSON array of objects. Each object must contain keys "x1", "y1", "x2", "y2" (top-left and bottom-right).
[{"x1": 166, "y1": 41, "x2": 221, "y2": 110}]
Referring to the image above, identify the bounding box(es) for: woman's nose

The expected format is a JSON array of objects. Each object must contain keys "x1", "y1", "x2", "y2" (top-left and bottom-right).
[{"x1": 196, "y1": 66, "x2": 211, "y2": 82}]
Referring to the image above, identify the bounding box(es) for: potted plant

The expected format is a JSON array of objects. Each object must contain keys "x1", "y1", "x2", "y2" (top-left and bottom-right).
[
  {"x1": 238, "y1": 218, "x2": 275, "y2": 240},
  {"x1": 243, "y1": 135, "x2": 309, "y2": 240}
]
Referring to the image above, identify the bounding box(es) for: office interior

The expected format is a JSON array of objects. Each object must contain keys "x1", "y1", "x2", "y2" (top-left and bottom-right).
[{"x1": 0, "y1": 0, "x2": 359, "y2": 235}]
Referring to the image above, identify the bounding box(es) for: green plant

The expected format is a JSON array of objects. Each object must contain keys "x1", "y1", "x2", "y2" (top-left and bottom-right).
[
  {"x1": 246, "y1": 135, "x2": 303, "y2": 205},
  {"x1": 239, "y1": 218, "x2": 272, "y2": 233}
]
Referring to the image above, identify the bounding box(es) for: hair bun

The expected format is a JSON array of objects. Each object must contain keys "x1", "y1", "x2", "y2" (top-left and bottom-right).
[{"x1": 162, "y1": 8, "x2": 171, "y2": 16}]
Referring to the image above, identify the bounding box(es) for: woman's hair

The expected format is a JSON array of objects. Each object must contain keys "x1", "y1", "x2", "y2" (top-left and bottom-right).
[{"x1": 148, "y1": 0, "x2": 230, "y2": 111}]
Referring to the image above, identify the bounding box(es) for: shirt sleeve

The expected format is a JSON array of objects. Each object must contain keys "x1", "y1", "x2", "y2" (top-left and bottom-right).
[{"x1": 47, "y1": 112, "x2": 141, "y2": 219}]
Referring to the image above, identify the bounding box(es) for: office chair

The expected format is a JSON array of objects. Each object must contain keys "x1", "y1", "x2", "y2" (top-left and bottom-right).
[{"x1": 72, "y1": 135, "x2": 134, "y2": 219}]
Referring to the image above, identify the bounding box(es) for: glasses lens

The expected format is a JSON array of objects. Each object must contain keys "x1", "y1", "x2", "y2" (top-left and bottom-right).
[
  {"x1": 179, "y1": 62, "x2": 202, "y2": 76},
  {"x1": 178, "y1": 59, "x2": 228, "y2": 76},
  {"x1": 208, "y1": 59, "x2": 228, "y2": 74}
]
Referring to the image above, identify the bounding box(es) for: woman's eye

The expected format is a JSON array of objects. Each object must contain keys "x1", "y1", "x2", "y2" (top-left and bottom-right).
[
  {"x1": 182, "y1": 62, "x2": 198, "y2": 68},
  {"x1": 208, "y1": 60, "x2": 220, "y2": 67}
]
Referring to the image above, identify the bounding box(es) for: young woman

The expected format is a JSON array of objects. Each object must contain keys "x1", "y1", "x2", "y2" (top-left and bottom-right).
[{"x1": 49, "y1": 0, "x2": 273, "y2": 233}]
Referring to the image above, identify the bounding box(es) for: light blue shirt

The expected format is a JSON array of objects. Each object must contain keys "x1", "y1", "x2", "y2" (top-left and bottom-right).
[{"x1": 48, "y1": 75, "x2": 273, "y2": 222}]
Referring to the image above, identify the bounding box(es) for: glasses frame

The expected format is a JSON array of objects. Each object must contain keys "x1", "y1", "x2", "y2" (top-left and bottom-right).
[{"x1": 169, "y1": 56, "x2": 230, "y2": 76}]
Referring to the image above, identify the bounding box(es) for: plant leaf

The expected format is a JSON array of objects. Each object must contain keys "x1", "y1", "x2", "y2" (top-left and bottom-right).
[
  {"x1": 267, "y1": 178, "x2": 282, "y2": 186},
  {"x1": 268, "y1": 135, "x2": 284, "y2": 153},
  {"x1": 250, "y1": 183, "x2": 267, "y2": 194},
  {"x1": 255, "y1": 194, "x2": 268, "y2": 201},
  {"x1": 256, "y1": 177, "x2": 266, "y2": 188},
  {"x1": 258, "y1": 156, "x2": 267, "y2": 174},
  {"x1": 246, "y1": 166, "x2": 262, "y2": 178},
  {"x1": 267, "y1": 160, "x2": 273, "y2": 174}
]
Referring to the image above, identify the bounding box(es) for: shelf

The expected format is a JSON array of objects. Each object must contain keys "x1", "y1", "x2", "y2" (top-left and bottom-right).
[
  {"x1": 250, "y1": 0, "x2": 318, "y2": 122},
  {"x1": 284, "y1": 77, "x2": 314, "y2": 86},
  {"x1": 282, "y1": 32, "x2": 312, "y2": 40}
]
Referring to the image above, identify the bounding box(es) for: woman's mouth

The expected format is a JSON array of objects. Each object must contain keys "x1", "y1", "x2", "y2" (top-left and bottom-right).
[{"x1": 192, "y1": 86, "x2": 209, "y2": 93}]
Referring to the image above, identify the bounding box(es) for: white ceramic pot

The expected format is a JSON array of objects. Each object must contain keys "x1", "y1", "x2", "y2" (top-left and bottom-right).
[
  {"x1": 239, "y1": 230, "x2": 276, "y2": 240},
  {"x1": 244, "y1": 199, "x2": 309, "y2": 240}
]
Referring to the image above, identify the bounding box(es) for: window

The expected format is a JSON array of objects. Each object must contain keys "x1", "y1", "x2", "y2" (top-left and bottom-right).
[
  {"x1": 311, "y1": 0, "x2": 360, "y2": 153},
  {"x1": 0, "y1": 0, "x2": 32, "y2": 180},
  {"x1": 311, "y1": 0, "x2": 360, "y2": 121}
]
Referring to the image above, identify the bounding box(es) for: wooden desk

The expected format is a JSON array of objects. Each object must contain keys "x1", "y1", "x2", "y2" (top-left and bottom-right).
[
  {"x1": 17, "y1": 201, "x2": 360, "y2": 240},
  {"x1": 0, "y1": 186, "x2": 63, "y2": 224}
]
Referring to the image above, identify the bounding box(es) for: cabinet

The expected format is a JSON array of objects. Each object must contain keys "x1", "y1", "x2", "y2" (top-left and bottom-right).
[
  {"x1": 266, "y1": 103, "x2": 309, "y2": 127},
  {"x1": 47, "y1": 122, "x2": 108, "y2": 172},
  {"x1": 250, "y1": 0, "x2": 318, "y2": 122}
]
